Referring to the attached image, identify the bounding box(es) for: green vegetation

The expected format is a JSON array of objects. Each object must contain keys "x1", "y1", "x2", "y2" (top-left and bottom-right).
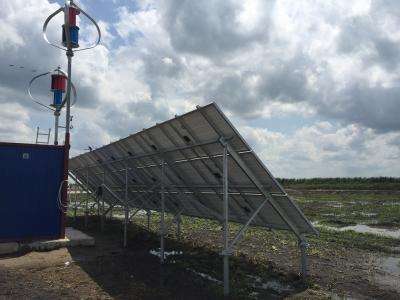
[
  {"x1": 278, "y1": 179, "x2": 400, "y2": 231},
  {"x1": 68, "y1": 200, "x2": 400, "y2": 260},
  {"x1": 67, "y1": 211, "x2": 400, "y2": 299},
  {"x1": 66, "y1": 183, "x2": 400, "y2": 299},
  {"x1": 294, "y1": 191, "x2": 400, "y2": 228},
  {"x1": 276, "y1": 177, "x2": 400, "y2": 190}
]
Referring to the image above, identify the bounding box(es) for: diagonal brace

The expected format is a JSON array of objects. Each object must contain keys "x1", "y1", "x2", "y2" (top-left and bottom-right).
[
  {"x1": 129, "y1": 203, "x2": 146, "y2": 221},
  {"x1": 224, "y1": 199, "x2": 268, "y2": 254},
  {"x1": 101, "y1": 183, "x2": 126, "y2": 206},
  {"x1": 222, "y1": 140, "x2": 303, "y2": 240}
]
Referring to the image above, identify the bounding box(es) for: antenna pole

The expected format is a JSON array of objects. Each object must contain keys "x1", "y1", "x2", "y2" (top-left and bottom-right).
[
  {"x1": 54, "y1": 110, "x2": 60, "y2": 145},
  {"x1": 59, "y1": 0, "x2": 73, "y2": 237},
  {"x1": 65, "y1": 50, "x2": 73, "y2": 139}
]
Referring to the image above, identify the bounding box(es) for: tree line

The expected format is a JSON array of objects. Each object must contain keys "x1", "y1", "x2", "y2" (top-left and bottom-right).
[{"x1": 276, "y1": 177, "x2": 400, "y2": 185}]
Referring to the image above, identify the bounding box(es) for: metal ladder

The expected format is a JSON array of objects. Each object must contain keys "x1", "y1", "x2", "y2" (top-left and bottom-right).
[{"x1": 35, "y1": 127, "x2": 51, "y2": 144}]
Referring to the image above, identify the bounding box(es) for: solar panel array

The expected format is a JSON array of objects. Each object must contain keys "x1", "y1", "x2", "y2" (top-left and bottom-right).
[{"x1": 69, "y1": 103, "x2": 317, "y2": 235}]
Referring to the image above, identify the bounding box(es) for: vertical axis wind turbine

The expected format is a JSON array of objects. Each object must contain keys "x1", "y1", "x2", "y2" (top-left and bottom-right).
[
  {"x1": 42, "y1": 0, "x2": 101, "y2": 237},
  {"x1": 43, "y1": 0, "x2": 101, "y2": 145},
  {"x1": 28, "y1": 66, "x2": 77, "y2": 145}
]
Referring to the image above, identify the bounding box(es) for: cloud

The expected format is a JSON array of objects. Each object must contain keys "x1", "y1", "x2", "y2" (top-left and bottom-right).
[
  {"x1": 240, "y1": 122, "x2": 400, "y2": 177},
  {"x1": 0, "y1": 102, "x2": 33, "y2": 142},
  {"x1": 0, "y1": 0, "x2": 399, "y2": 177},
  {"x1": 163, "y1": 0, "x2": 274, "y2": 58}
]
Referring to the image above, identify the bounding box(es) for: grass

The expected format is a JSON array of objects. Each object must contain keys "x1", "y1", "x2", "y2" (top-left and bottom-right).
[
  {"x1": 67, "y1": 189, "x2": 400, "y2": 257},
  {"x1": 66, "y1": 210, "x2": 400, "y2": 299},
  {"x1": 65, "y1": 185, "x2": 400, "y2": 299},
  {"x1": 68, "y1": 206, "x2": 400, "y2": 259},
  {"x1": 69, "y1": 188, "x2": 400, "y2": 229},
  {"x1": 294, "y1": 191, "x2": 400, "y2": 228},
  {"x1": 282, "y1": 182, "x2": 400, "y2": 190},
  {"x1": 277, "y1": 177, "x2": 400, "y2": 190}
]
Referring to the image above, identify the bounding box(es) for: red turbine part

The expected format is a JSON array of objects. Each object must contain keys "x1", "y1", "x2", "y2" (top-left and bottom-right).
[
  {"x1": 68, "y1": 7, "x2": 80, "y2": 26},
  {"x1": 51, "y1": 74, "x2": 66, "y2": 92}
]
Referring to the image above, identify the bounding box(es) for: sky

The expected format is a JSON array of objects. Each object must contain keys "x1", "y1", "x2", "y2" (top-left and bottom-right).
[{"x1": 0, "y1": 0, "x2": 399, "y2": 178}]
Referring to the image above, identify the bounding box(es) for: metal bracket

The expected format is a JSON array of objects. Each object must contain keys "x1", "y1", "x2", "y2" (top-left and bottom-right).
[{"x1": 220, "y1": 249, "x2": 234, "y2": 256}]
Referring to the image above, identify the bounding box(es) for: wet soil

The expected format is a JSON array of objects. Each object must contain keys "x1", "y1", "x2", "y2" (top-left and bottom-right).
[{"x1": 0, "y1": 216, "x2": 399, "y2": 299}]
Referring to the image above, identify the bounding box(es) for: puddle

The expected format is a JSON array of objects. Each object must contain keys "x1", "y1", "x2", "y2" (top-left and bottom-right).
[
  {"x1": 113, "y1": 210, "x2": 148, "y2": 220},
  {"x1": 247, "y1": 275, "x2": 295, "y2": 293},
  {"x1": 330, "y1": 292, "x2": 359, "y2": 300},
  {"x1": 296, "y1": 199, "x2": 316, "y2": 203},
  {"x1": 321, "y1": 213, "x2": 347, "y2": 217},
  {"x1": 313, "y1": 222, "x2": 400, "y2": 239},
  {"x1": 374, "y1": 256, "x2": 400, "y2": 293},
  {"x1": 113, "y1": 214, "x2": 125, "y2": 220},
  {"x1": 248, "y1": 291, "x2": 260, "y2": 299},
  {"x1": 348, "y1": 201, "x2": 370, "y2": 205},
  {"x1": 380, "y1": 257, "x2": 400, "y2": 275},
  {"x1": 351, "y1": 212, "x2": 377, "y2": 217},
  {"x1": 186, "y1": 268, "x2": 222, "y2": 285},
  {"x1": 149, "y1": 249, "x2": 183, "y2": 259},
  {"x1": 329, "y1": 203, "x2": 344, "y2": 208}
]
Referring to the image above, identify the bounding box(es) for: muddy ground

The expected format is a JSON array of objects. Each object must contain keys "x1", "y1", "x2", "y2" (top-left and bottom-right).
[{"x1": 1, "y1": 189, "x2": 400, "y2": 299}]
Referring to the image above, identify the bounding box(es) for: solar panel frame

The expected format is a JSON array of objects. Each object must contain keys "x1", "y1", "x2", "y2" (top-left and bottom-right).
[{"x1": 69, "y1": 102, "x2": 317, "y2": 236}]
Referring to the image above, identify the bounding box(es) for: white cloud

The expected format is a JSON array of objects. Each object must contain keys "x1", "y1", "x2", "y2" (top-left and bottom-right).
[
  {"x1": 0, "y1": 103, "x2": 33, "y2": 142},
  {"x1": 0, "y1": 20, "x2": 25, "y2": 49},
  {"x1": 240, "y1": 122, "x2": 400, "y2": 177},
  {"x1": 0, "y1": 0, "x2": 399, "y2": 177}
]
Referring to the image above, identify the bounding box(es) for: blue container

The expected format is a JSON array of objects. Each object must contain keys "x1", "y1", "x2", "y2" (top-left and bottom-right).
[
  {"x1": 53, "y1": 90, "x2": 63, "y2": 107},
  {"x1": 0, "y1": 143, "x2": 65, "y2": 242}
]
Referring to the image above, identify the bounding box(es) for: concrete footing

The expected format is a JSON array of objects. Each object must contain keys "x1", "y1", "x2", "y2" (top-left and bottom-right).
[{"x1": 0, "y1": 227, "x2": 94, "y2": 255}]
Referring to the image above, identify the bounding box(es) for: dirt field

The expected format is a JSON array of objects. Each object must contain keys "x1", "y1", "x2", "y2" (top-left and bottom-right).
[{"x1": 1, "y1": 189, "x2": 400, "y2": 299}]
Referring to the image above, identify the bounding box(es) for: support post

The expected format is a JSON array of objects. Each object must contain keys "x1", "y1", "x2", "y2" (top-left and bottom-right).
[
  {"x1": 73, "y1": 184, "x2": 77, "y2": 222},
  {"x1": 36, "y1": 127, "x2": 39, "y2": 144},
  {"x1": 176, "y1": 213, "x2": 182, "y2": 242},
  {"x1": 54, "y1": 110, "x2": 60, "y2": 145},
  {"x1": 85, "y1": 168, "x2": 89, "y2": 228},
  {"x1": 299, "y1": 238, "x2": 308, "y2": 279},
  {"x1": 96, "y1": 186, "x2": 100, "y2": 218},
  {"x1": 101, "y1": 192, "x2": 105, "y2": 232},
  {"x1": 124, "y1": 166, "x2": 129, "y2": 248},
  {"x1": 146, "y1": 210, "x2": 151, "y2": 230},
  {"x1": 96, "y1": 198, "x2": 100, "y2": 218},
  {"x1": 65, "y1": 49, "x2": 73, "y2": 136},
  {"x1": 58, "y1": 49, "x2": 74, "y2": 238},
  {"x1": 160, "y1": 159, "x2": 165, "y2": 264},
  {"x1": 222, "y1": 143, "x2": 230, "y2": 296},
  {"x1": 47, "y1": 128, "x2": 51, "y2": 144},
  {"x1": 101, "y1": 172, "x2": 105, "y2": 232}
]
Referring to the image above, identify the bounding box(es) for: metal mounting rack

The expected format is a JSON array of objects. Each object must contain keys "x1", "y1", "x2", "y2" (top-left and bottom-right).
[{"x1": 69, "y1": 102, "x2": 318, "y2": 295}]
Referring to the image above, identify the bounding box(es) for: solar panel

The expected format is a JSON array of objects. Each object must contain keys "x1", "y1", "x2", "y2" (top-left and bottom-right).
[
  {"x1": 69, "y1": 102, "x2": 318, "y2": 295},
  {"x1": 69, "y1": 102, "x2": 316, "y2": 235}
]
